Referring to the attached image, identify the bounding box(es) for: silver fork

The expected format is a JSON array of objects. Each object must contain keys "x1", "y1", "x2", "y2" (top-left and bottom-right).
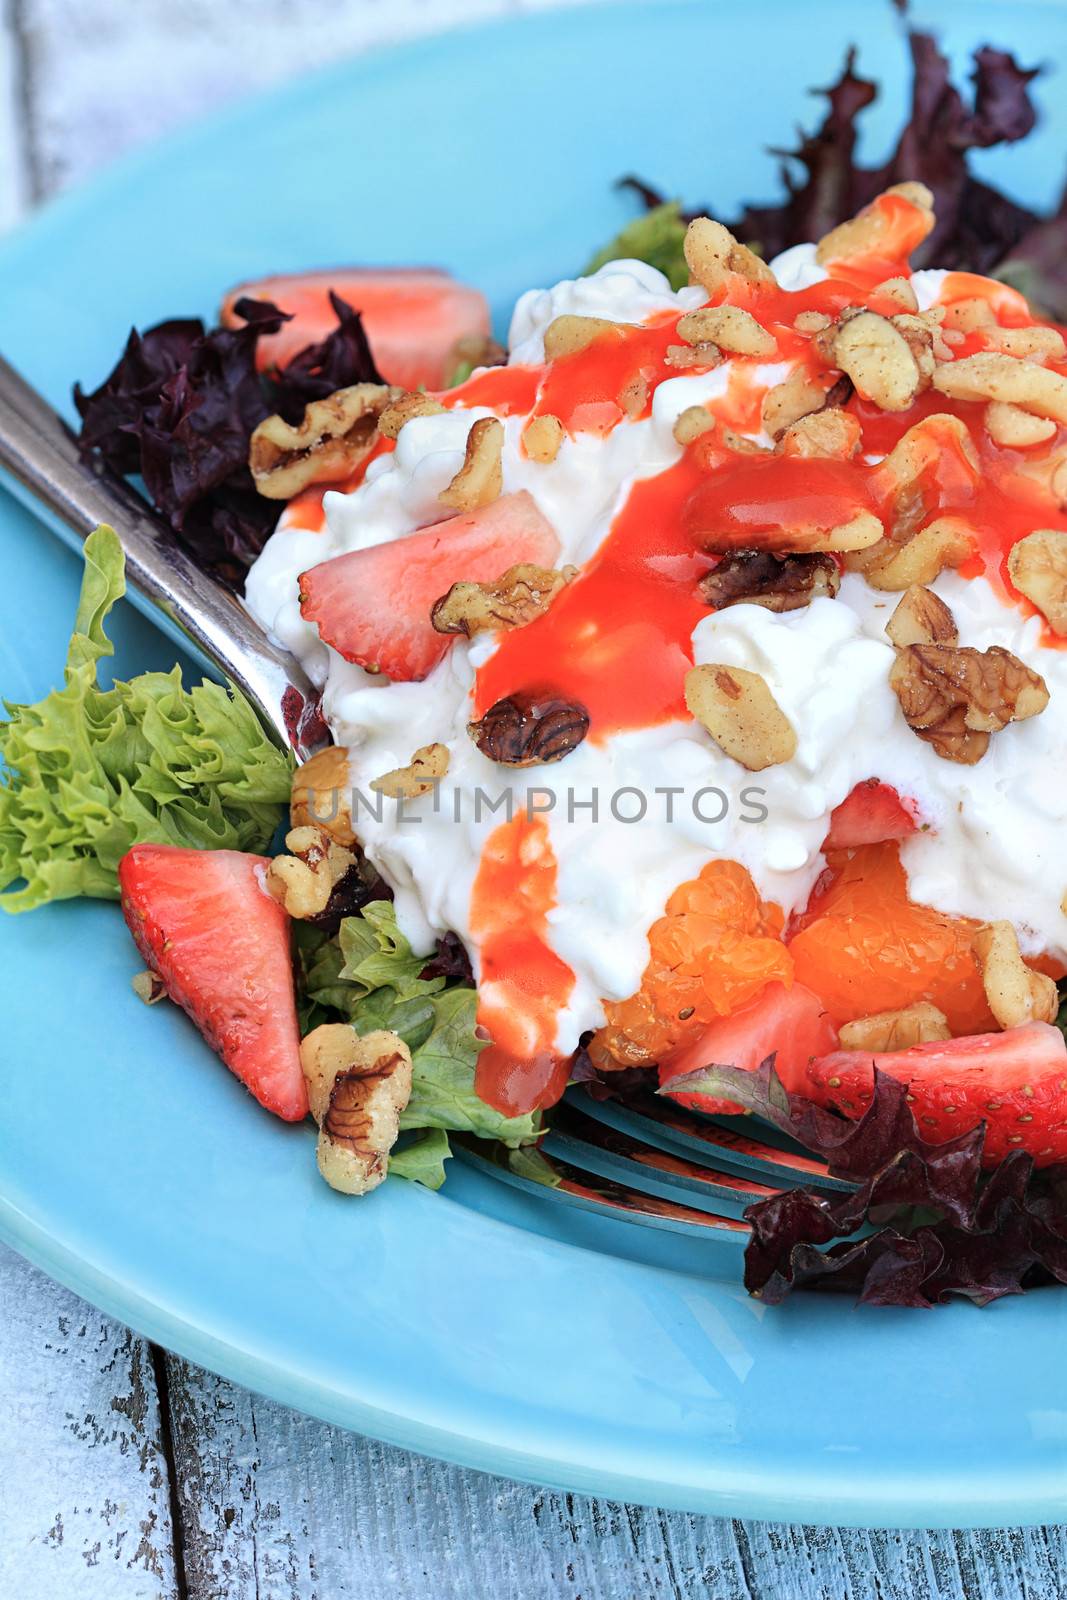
[{"x1": 0, "y1": 352, "x2": 837, "y2": 1232}]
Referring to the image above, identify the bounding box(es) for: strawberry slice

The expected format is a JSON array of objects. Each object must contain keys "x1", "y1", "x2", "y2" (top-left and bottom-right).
[
  {"x1": 823, "y1": 779, "x2": 918, "y2": 849},
  {"x1": 299, "y1": 490, "x2": 560, "y2": 680},
  {"x1": 804, "y1": 1022, "x2": 1067, "y2": 1165},
  {"x1": 119, "y1": 845, "x2": 307, "y2": 1122},
  {"x1": 220, "y1": 268, "x2": 490, "y2": 391},
  {"x1": 660, "y1": 982, "x2": 837, "y2": 1114}
]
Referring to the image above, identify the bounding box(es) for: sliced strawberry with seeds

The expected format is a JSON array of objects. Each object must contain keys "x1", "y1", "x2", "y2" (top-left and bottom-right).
[
  {"x1": 660, "y1": 982, "x2": 837, "y2": 1114},
  {"x1": 824, "y1": 779, "x2": 919, "y2": 850},
  {"x1": 299, "y1": 490, "x2": 560, "y2": 681},
  {"x1": 805, "y1": 1022, "x2": 1067, "y2": 1165},
  {"x1": 220, "y1": 267, "x2": 490, "y2": 391},
  {"x1": 119, "y1": 844, "x2": 307, "y2": 1121}
]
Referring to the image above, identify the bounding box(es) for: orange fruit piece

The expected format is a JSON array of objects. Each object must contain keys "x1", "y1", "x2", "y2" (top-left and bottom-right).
[
  {"x1": 788, "y1": 843, "x2": 997, "y2": 1036},
  {"x1": 590, "y1": 859, "x2": 792, "y2": 1071}
]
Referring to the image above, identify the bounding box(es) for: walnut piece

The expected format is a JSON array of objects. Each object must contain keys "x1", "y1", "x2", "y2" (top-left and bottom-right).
[
  {"x1": 778, "y1": 408, "x2": 861, "y2": 460},
  {"x1": 370, "y1": 743, "x2": 449, "y2": 799},
  {"x1": 1007, "y1": 530, "x2": 1067, "y2": 635},
  {"x1": 673, "y1": 406, "x2": 717, "y2": 446},
  {"x1": 699, "y1": 550, "x2": 840, "y2": 613},
  {"x1": 985, "y1": 401, "x2": 1057, "y2": 448},
  {"x1": 761, "y1": 370, "x2": 828, "y2": 439},
  {"x1": 378, "y1": 391, "x2": 447, "y2": 440},
  {"x1": 438, "y1": 416, "x2": 503, "y2": 511},
  {"x1": 873, "y1": 276, "x2": 919, "y2": 312},
  {"x1": 815, "y1": 181, "x2": 934, "y2": 265},
  {"x1": 833, "y1": 310, "x2": 922, "y2": 413},
  {"x1": 973, "y1": 921, "x2": 1058, "y2": 1030},
  {"x1": 839, "y1": 1002, "x2": 952, "y2": 1052},
  {"x1": 249, "y1": 383, "x2": 399, "y2": 499},
  {"x1": 682, "y1": 217, "x2": 776, "y2": 295},
  {"x1": 942, "y1": 297, "x2": 997, "y2": 334},
  {"x1": 131, "y1": 970, "x2": 168, "y2": 1006},
  {"x1": 932, "y1": 353, "x2": 1067, "y2": 425},
  {"x1": 885, "y1": 585, "x2": 959, "y2": 648},
  {"x1": 684, "y1": 664, "x2": 797, "y2": 771},
  {"x1": 875, "y1": 415, "x2": 979, "y2": 521},
  {"x1": 300, "y1": 1025, "x2": 413, "y2": 1196},
  {"x1": 848, "y1": 515, "x2": 976, "y2": 592},
  {"x1": 664, "y1": 341, "x2": 722, "y2": 371},
  {"x1": 290, "y1": 746, "x2": 355, "y2": 845},
  {"x1": 522, "y1": 413, "x2": 565, "y2": 463},
  {"x1": 542, "y1": 314, "x2": 631, "y2": 360},
  {"x1": 265, "y1": 826, "x2": 357, "y2": 919},
  {"x1": 889, "y1": 642, "x2": 1049, "y2": 764},
  {"x1": 698, "y1": 507, "x2": 883, "y2": 557},
  {"x1": 431, "y1": 563, "x2": 576, "y2": 637},
  {"x1": 469, "y1": 690, "x2": 589, "y2": 766},
  {"x1": 985, "y1": 326, "x2": 1067, "y2": 363},
  {"x1": 676, "y1": 306, "x2": 776, "y2": 358}
]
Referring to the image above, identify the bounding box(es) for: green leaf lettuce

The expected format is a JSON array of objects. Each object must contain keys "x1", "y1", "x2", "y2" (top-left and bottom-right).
[{"x1": 0, "y1": 525, "x2": 292, "y2": 911}]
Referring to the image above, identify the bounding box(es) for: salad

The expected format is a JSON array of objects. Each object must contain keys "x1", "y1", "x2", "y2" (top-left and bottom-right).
[{"x1": 7, "y1": 19, "x2": 1067, "y2": 1307}]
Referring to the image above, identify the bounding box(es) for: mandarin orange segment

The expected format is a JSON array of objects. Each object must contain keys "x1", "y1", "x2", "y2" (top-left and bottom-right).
[
  {"x1": 591, "y1": 858, "x2": 793, "y2": 1071},
  {"x1": 787, "y1": 843, "x2": 998, "y2": 1036}
]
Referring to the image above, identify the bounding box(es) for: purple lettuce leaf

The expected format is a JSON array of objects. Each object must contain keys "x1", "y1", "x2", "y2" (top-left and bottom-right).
[
  {"x1": 664, "y1": 1056, "x2": 1067, "y2": 1307},
  {"x1": 75, "y1": 293, "x2": 383, "y2": 584}
]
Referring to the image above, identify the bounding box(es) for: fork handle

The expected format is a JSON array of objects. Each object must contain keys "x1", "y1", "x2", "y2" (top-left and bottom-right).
[{"x1": 0, "y1": 351, "x2": 320, "y2": 757}]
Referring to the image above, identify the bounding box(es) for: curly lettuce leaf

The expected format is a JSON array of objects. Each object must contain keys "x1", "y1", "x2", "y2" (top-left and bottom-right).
[
  {"x1": 0, "y1": 525, "x2": 292, "y2": 912},
  {"x1": 585, "y1": 199, "x2": 689, "y2": 290},
  {"x1": 297, "y1": 902, "x2": 540, "y2": 1155}
]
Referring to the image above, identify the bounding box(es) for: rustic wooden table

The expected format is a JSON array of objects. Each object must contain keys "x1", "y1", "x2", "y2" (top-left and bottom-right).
[{"x1": 2, "y1": 3, "x2": 1066, "y2": 1595}]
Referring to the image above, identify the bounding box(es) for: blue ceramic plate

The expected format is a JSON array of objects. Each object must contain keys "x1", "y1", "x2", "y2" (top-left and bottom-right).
[{"x1": 3, "y1": 0, "x2": 1067, "y2": 1527}]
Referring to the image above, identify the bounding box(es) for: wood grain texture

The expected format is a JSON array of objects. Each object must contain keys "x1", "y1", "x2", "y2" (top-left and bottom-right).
[
  {"x1": 0, "y1": 1244, "x2": 179, "y2": 1599},
  {"x1": 4, "y1": 1, "x2": 1067, "y2": 1595}
]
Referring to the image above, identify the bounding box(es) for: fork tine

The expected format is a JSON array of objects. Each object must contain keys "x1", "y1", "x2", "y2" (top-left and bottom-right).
[
  {"x1": 546, "y1": 1103, "x2": 781, "y2": 1219},
  {"x1": 566, "y1": 1086, "x2": 852, "y2": 1194},
  {"x1": 452, "y1": 1136, "x2": 747, "y2": 1238}
]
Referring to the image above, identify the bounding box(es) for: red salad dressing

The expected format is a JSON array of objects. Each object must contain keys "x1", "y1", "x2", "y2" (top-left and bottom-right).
[{"x1": 469, "y1": 814, "x2": 574, "y2": 1115}]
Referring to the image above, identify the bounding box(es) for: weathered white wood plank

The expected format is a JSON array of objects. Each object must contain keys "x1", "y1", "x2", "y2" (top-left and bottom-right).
[{"x1": 0, "y1": 1243, "x2": 180, "y2": 1600}]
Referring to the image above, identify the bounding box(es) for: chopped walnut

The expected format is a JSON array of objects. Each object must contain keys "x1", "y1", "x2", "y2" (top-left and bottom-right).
[
  {"x1": 469, "y1": 691, "x2": 589, "y2": 766},
  {"x1": 891, "y1": 309, "x2": 949, "y2": 372},
  {"x1": 815, "y1": 181, "x2": 934, "y2": 265},
  {"x1": 942, "y1": 297, "x2": 997, "y2": 334},
  {"x1": 848, "y1": 515, "x2": 976, "y2": 592},
  {"x1": 300, "y1": 1025, "x2": 413, "y2": 1195},
  {"x1": 438, "y1": 417, "x2": 503, "y2": 511},
  {"x1": 778, "y1": 408, "x2": 862, "y2": 460},
  {"x1": 833, "y1": 310, "x2": 922, "y2": 413},
  {"x1": 522, "y1": 413, "x2": 565, "y2": 463},
  {"x1": 265, "y1": 826, "x2": 357, "y2": 919},
  {"x1": 431, "y1": 563, "x2": 576, "y2": 637},
  {"x1": 985, "y1": 401, "x2": 1057, "y2": 449},
  {"x1": 875, "y1": 414, "x2": 979, "y2": 517},
  {"x1": 761, "y1": 370, "x2": 829, "y2": 439},
  {"x1": 449, "y1": 332, "x2": 507, "y2": 374},
  {"x1": 986, "y1": 326, "x2": 1067, "y2": 363},
  {"x1": 290, "y1": 746, "x2": 355, "y2": 845},
  {"x1": 684, "y1": 664, "x2": 797, "y2": 771},
  {"x1": 378, "y1": 391, "x2": 447, "y2": 440},
  {"x1": 973, "y1": 921, "x2": 1059, "y2": 1030},
  {"x1": 932, "y1": 353, "x2": 1067, "y2": 425},
  {"x1": 370, "y1": 743, "x2": 450, "y2": 799},
  {"x1": 676, "y1": 306, "x2": 776, "y2": 358},
  {"x1": 885, "y1": 585, "x2": 959, "y2": 648},
  {"x1": 249, "y1": 383, "x2": 399, "y2": 499},
  {"x1": 618, "y1": 373, "x2": 650, "y2": 419},
  {"x1": 664, "y1": 341, "x2": 723, "y2": 371},
  {"x1": 794, "y1": 310, "x2": 833, "y2": 334},
  {"x1": 839, "y1": 1002, "x2": 952, "y2": 1052},
  {"x1": 873, "y1": 276, "x2": 919, "y2": 312},
  {"x1": 700, "y1": 550, "x2": 840, "y2": 613},
  {"x1": 1007, "y1": 530, "x2": 1067, "y2": 635},
  {"x1": 131, "y1": 970, "x2": 168, "y2": 1006},
  {"x1": 542, "y1": 314, "x2": 630, "y2": 360},
  {"x1": 889, "y1": 642, "x2": 1049, "y2": 763},
  {"x1": 673, "y1": 406, "x2": 717, "y2": 446},
  {"x1": 682, "y1": 217, "x2": 776, "y2": 295},
  {"x1": 696, "y1": 506, "x2": 882, "y2": 558}
]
